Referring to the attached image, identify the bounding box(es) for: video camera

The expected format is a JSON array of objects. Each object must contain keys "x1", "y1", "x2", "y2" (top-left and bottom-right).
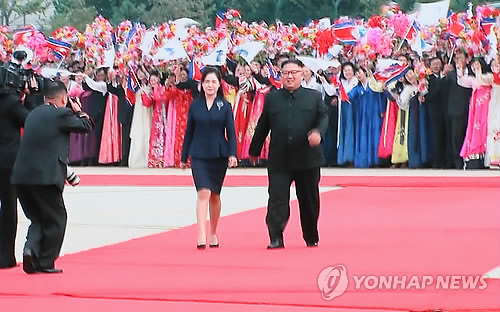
[{"x1": 0, "y1": 50, "x2": 44, "y2": 94}]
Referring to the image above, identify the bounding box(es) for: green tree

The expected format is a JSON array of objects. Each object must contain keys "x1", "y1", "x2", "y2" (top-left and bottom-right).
[
  {"x1": 14, "y1": 0, "x2": 50, "y2": 25},
  {"x1": 110, "y1": 0, "x2": 149, "y2": 25},
  {"x1": 0, "y1": 0, "x2": 16, "y2": 25},
  {"x1": 450, "y1": 0, "x2": 488, "y2": 11},
  {"x1": 51, "y1": 0, "x2": 97, "y2": 31},
  {"x1": 148, "y1": 0, "x2": 215, "y2": 26}
]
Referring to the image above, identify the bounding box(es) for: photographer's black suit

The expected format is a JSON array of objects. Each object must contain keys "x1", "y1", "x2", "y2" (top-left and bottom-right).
[
  {"x1": 11, "y1": 104, "x2": 93, "y2": 270},
  {"x1": 0, "y1": 93, "x2": 29, "y2": 268},
  {"x1": 249, "y1": 87, "x2": 328, "y2": 245}
]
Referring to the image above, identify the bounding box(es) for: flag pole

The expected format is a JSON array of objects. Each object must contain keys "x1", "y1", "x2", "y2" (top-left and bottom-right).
[
  {"x1": 448, "y1": 43, "x2": 456, "y2": 64},
  {"x1": 397, "y1": 22, "x2": 413, "y2": 52}
]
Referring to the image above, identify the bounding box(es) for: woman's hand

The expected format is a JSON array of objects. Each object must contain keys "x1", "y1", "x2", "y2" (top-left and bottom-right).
[{"x1": 228, "y1": 156, "x2": 238, "y2": 168}]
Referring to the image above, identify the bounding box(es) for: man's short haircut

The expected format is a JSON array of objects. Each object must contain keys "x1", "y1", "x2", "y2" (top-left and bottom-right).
[
  {"x1": 281, "y1": 59, "x2": 304, "y2": 68},
  {"x1": 430, "y1": 56, "x2": 443, "y2": 63},
  {"x1": 44, "y1": 80, "x2": 67, "y2": 99}
]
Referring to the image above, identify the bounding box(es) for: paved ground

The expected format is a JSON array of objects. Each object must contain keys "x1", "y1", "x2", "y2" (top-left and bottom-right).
[
  {"x1": 72, "y1": 167, "x2": 500, "y2": 176},
  {"x1": 14, "y1": 183, "x2": 338, "y2": 261},
  {"x1": 13, "y1": 167, "x2": 500, "y2": 275}
]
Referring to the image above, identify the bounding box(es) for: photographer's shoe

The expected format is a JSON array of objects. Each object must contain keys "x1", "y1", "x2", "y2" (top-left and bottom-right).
[{"x1": 36, "y1": 267, "x2": 63, "y2": 274}]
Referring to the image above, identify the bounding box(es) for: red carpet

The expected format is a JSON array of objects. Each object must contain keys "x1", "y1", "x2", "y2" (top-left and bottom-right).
[{"x1": 1, "y1": 176, "x2": 499, "y2": 311}]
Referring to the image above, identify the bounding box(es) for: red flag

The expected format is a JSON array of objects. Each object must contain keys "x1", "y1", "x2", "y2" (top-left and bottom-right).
[
  {"x1": 13, "y1": 27, "x2": 38, "y2": 45},
  {"x1": 329, "y1": 75, "x2": 349, "y2": 102}
]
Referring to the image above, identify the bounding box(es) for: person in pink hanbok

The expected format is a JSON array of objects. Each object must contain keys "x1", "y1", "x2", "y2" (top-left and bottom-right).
[
  {"x1": 457, "y1": 57, "x2": 493, "y2": 169},
  {"x1": 81, "y1": 68, "x2": 122, "y2": 165},
  {"x1": 161, "y1": 75, "x2": 179, "y2": 167}
]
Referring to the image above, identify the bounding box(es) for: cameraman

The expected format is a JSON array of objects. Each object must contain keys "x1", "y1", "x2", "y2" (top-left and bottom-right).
[
  {"x1": 0, "y1": 88, "x2": 29, "y2": 269},
  {"x1": 11, "y1": 80, "x2": 94, "y2": 274}
]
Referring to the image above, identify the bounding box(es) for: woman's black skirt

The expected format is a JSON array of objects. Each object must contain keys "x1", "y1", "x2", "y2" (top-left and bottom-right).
[{"x1": 191, "y1": 157, "x2": 228, "y2": 194}]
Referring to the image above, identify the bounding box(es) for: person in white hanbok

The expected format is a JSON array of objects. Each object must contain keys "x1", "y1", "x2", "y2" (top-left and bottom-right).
[{"x1": 128, "y1": 68, "x2": 153, "y2": 168}]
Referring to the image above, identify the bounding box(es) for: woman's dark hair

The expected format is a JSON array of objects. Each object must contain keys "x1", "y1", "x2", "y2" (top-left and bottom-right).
[
  {"x1": 355, "y1": 66, "x2": 368, "y2": 75},
  {"x1": 150, "y1": 70, "x2": 160, "y2": 79},
  {"x1": 471, "y1": 57, "x2": 491, "y2": 73},
  {"x1": 96, "y1": 67, "x2": 107, "y2": 75},
  {"x1": 200, "y1": 66, "x2": 225, "y2": 99},
  {"x1": 340, "y1": 62, "x2": 355, "y2": 80}
]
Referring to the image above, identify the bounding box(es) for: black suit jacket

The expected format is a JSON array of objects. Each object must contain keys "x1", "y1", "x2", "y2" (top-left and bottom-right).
[
  {"x1": 425, "y1": 74, "x2": 447, "y2": 114},
  {"x1": 249, "y1": 87, "x2": 328, "y2": 170},
  {"x1": 444, "y1": 69, "x2": 472, "y2": 117},
  {"x1": 11, "y1": 105, "x2": 93, "y2": 190},
  {"x1": 181, "y1": 97, "x2": 237, "y2": 162},
  {"x1": 0, "y1": 94, "x2": 29, "y2": 169},
  {"x1": 107, "y1": 83, "x2": 133, "y2": 125}
]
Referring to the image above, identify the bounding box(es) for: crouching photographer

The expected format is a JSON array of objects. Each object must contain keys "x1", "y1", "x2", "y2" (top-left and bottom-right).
[{"x1": 11, "y1": 80, "x2": 94, "y2": 274}]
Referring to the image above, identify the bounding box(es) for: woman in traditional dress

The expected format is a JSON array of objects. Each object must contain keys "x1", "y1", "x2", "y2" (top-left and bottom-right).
[
  {"x1": 173, "y1": 85, "x2": 193, "y2": 168},
  {"x1": 233, "y1": 65, "x2": 254, "y2": 160},
  {"x1": 67, "y1": 70, "x2": 87, "y2": 164},
  {"x1": 143, "y1": 72, "x2": 168, "y2": 168},
  {"x1": 82, "y1": 68, "x2": 122, "y2": 165},
  {"x1": 161, "y1": 74, "x2": 179, "y2": 167},
  {"x1": 388, "y1": 70, "x2": 415, "y2": 167},
  {"x1": 457, "y1": 57, "x2": 493, "y2": 169},
  {"x1": 347, "y1": 67, "x2": 385, "y2": 168},
  {"x1": 388, "y1": 69, "x2": 430, "y2": 168},
  {"x1": 407, "y1": 70, "x2": 431, "y2": 168},
  {"x1": 128, "y1": 68, "x2": 153, "y2": 168},
  {"x1": 240, "y1": 70, "x2": 272, "y2": 163},
  {"x1": 173, "y1": 66, "x2": 195, "y2": 167},
  {"x1": 81, "y1": 67, "x2": 108, "y2": 165},
  {"x1": 485, "y1": 58, "x2": 500, "y2": 169},
  {"x1": 337, "y1": 62, "x2": 358, "y2": 166}
]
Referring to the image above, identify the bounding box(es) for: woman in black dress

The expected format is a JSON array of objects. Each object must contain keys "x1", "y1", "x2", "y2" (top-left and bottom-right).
[{"x1": 181, "y1": 67, "x2": 237, "y2": 249}]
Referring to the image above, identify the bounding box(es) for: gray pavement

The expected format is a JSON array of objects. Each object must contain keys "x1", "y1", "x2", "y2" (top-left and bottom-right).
[{"x1": 14, "y1": 184, "x2": 338, "y2": 262}]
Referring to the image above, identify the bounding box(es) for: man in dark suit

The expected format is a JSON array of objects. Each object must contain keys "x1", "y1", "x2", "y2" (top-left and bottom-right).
[
  {"x1": 443, "y1": 51, "x2": 472, "y2": 169},
  {"x1": 249, "y1": 59, "x2": 328, "y2": 249},
  {"x1": 11, "y1": 81, "x2": 94, "y2": 274},
  {"x1": 425, "y1": 57, "x2": 449, "y2": 168},
  {"x1": 107, "y1": 70, "x2": 133, "y2": 166},
  {"x1": 0, "y1": 90, "x2": 29, "y2": 268}
]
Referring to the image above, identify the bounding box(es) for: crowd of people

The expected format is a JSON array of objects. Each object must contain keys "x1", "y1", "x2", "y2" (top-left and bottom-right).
[{"x1": 59, "y1": 49, "x2": 500, "y2": 170}]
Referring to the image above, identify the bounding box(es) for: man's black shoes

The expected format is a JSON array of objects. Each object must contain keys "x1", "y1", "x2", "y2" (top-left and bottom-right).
[{"x1": 267, "y1": 238, "x2": 284, "y2": 249}]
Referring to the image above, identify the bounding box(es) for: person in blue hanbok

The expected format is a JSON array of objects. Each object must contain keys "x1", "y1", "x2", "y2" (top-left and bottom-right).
[
  {"x1": 337, "y1": 62, "x2": 358, "y2": 166},
  {"x1": 347, "y1": 67, "x2": 386, "y2": 168}
]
